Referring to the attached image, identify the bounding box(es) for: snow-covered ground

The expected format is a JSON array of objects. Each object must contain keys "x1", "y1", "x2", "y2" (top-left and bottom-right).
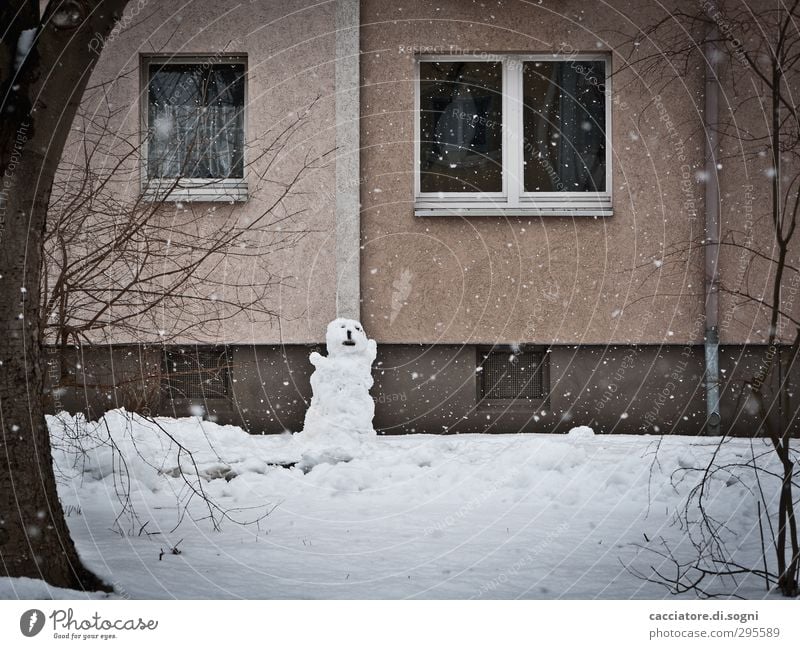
[{"x1": 0, "y1": 410, "x2": 778, "y2": 599}]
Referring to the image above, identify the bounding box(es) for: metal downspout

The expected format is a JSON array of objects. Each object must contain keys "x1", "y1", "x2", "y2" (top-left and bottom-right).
[{"x1": 704, "y1": 13, "x2": 722, "y2": 436}]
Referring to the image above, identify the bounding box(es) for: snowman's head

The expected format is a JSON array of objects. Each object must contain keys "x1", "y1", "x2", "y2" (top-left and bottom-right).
[{"x1": 325, "y1": 318, "x2": 370, "y2": 357}]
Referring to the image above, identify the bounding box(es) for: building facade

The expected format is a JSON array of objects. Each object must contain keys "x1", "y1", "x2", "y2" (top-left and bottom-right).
[{"x1": 46, "y1": 0, "x2": 800, "y2": 436}]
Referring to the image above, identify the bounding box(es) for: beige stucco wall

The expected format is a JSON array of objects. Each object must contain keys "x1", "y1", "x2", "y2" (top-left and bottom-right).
[
  {"x1": 52, "y1": 0, "x2": 786, "y2": 348},
  {"x1": 714, "y1": 37, "x2": 800, "y2": 346},
  {"x1": 54, "y1": 0, "x2": 339, "y2": 345},
  {"x1": 359, "y1": 0, "x2": 778, "y2": 345}
]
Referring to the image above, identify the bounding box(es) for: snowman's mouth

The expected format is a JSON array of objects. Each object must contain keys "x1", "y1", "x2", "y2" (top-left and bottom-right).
[{"x1": 342, "y1": 340, "x2": 356, "y2": 346}]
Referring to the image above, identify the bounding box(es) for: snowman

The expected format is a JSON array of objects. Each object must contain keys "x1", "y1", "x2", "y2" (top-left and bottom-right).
[{"x1": 295, "y1": 318, "x2": 377, "y2": 468}]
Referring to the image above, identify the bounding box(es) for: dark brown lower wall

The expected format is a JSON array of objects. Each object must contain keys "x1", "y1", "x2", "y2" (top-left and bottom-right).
[{"x1": 44, "y1": 343, "x2": 800, "y2": 436}]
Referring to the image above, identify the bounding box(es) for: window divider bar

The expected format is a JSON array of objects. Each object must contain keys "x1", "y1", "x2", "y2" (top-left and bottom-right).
[
  {"x1": 413, "y1": 58, "x2": 421, "y2": 198},
  {"x1": 506, "y1": 59, "x2": 521, "y2": 208}
]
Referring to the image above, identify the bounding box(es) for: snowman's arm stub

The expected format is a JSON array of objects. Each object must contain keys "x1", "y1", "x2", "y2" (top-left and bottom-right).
[
  {"x1": 309, "y1": 351, "x2": 327, "y2": 368},
  {"x1": 367, "y1": 339, "x2": 377, "y2": 364}
]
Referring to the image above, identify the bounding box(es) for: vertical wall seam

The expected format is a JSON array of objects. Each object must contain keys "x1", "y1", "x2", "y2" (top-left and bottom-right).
[{"x1": 334, "y1": 0, "x2": 361, "y2": 320}]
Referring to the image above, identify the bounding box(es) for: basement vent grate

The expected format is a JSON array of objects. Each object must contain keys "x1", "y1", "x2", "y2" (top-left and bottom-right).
[
  {"x1": 162, "y1": 347, "x2": 230, "y2": 400},
  {"x1": 479, "y1": 349, "x2": 546, "y2": 401}
]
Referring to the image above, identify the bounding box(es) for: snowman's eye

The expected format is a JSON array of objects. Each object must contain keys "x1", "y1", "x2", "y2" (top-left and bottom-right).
[
  {"x1": 340, "y1": 325, "x2": 345, "y2": 328},
  {"x1": 356, "y1": 326, "x2": 361, "y2": 331}
]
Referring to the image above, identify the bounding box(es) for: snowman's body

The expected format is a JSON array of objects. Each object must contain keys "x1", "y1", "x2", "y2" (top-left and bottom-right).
[{"x1": 296, "y1": 318, "x2": 377, "y2": 464}]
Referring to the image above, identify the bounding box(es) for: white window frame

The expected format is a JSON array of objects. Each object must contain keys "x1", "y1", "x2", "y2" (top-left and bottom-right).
[
  {"x1": 414, "y1": 53, "x2": 612, "y2": 217},
  {"x1": 140, "y1": 54, "x2": 248, "y2": 203}
]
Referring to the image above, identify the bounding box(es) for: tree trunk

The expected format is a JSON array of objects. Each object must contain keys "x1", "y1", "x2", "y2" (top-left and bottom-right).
[{"x1": 0, "y1": 0, "x2": 129, "y2": 590}]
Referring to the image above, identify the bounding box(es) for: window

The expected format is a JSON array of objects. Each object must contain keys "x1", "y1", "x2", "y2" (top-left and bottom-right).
[
  {"x1": 415, "y1": 55, "x2": 611, "y2": 216},
  {"x1": 419, "y1": 61, "x2": 503, "y2": 194},
  {"x1": 162, "y1": 347, "x2": 231, "y2": 400},
  {"x1": 478, "y1": 347, "x2": 548, "y2": 405},
  {"x1": 143, "y1": 56, "x2": 247, "y2": 202}
]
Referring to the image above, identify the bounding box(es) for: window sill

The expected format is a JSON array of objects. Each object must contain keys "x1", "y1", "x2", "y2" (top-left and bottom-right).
[
  {"x1": 416, "y1": 206, "x2": 612, "y2": 217},
  {"x1": 142, "y1": 180, "x2": 248, "y2": 203},
  {"x1": 415, "y1": 199, "x2": 612, "y2": 217}
]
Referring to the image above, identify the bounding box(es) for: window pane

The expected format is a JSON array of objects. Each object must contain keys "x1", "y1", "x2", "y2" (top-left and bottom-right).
[
  {"x1": 522, "y1": 61, "x2": 606, "y2": 192},
  {"x1": 147, "y1": 63, "x2": 245, "y2": 179},
  {"x1": 419, "y1": 61, "x2": 503, "y2": 193}
]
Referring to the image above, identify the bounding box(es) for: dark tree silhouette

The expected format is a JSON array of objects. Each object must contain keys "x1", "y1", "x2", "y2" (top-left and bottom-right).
[
  {"x1": 621, "y1": 0, "x2": 800, "y2": 597},
  {"x1": 0, "y1": 0, "x2": 130, "y2": 591}
]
